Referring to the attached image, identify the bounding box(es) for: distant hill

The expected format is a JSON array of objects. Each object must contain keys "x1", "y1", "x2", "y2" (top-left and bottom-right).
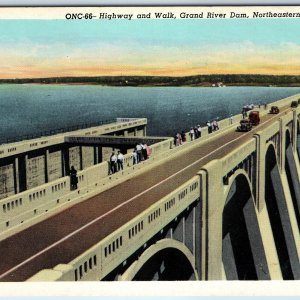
[{"x1": 2, "y1": 74, "x2": 300, "y2": 86}]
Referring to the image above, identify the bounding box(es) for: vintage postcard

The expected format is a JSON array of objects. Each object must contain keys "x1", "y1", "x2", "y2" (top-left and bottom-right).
[{"x1": 1, "y1": 5, "x2": 300, "y2": 296}]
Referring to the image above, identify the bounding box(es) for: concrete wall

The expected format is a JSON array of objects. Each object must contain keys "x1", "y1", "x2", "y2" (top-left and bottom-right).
[
  {"x1": 26, "y1": 154, "x2": 46, "y2": 189},
  {"x1": 48, "y1": 150, "x2": 63, "y2": 181},
  {"x1": 0, "y1": 164, "x2": 14, "y2": 198}
]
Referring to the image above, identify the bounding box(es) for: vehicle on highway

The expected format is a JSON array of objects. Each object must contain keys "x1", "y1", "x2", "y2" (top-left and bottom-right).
[
  {"x1": 269, "y1": 106, "x2": 279, "y2": 114},
  {"x1": 291, "y1": 101, "x2": 298, "y2": 108},
  {"x1": 237, "y1": 119, "x2": 252, "y2": 132},
  {"x1": 249, "y1": 111, "x2": 260, "y2": 125}
]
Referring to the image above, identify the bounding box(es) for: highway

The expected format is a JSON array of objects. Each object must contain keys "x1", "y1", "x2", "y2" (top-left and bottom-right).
[{"x1": 0, "y1": 106, "x2": 291, "y2": 281}]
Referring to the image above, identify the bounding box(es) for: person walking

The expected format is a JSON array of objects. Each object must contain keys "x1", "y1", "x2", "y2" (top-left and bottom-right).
[
  {"x1": 174, "y1": 134, "x2": 177, "y2": 146},
  {"x1": 216, "y1": 120, "x2": 219, "y2": 130},
  {"x1": 242, "y1": 109, "x2": 245, "y2": 119},
  {"x1": 132, "y1": 150, "x2": 137, "y2": 165},
  {"x1": 69, "y1": 166, "x2": 78, "y2": 190},
  {"x1": 110, "y1": 152, "x2": 117, "y2": 174},
  {"x1": 197, "y1": 125, "x2": 202, "y2": 137},
  {"x1": 176, "y1": 133, "x2": 182, "y2": 146},
  {"x1": 136, "y1": 143, "x2": 142, "y2": 163},
  {"x1": 146, "y1": 144, "x2": 152, "y2": 158},
  {"x1": 194, "y1": 126, "x2": 199, "y2": 139},
  {"x1": 207, "y1": 121, "x2": 212, "y2": 134},
  {"x1": 117, "y1": 151, "x2": 124, "y2": 171},
  {"x1": 181, "y1": 131, "x2": 186, "y2": 143},
  {"x1": 213, "y1": 120, "x2": 219, "y2": 131},
  {"x1": 142, "y1": 143, "x2": 148, "y2": 160},
  {"x1": 189, "y1": 127, "x2": 195, "y2": 141}
]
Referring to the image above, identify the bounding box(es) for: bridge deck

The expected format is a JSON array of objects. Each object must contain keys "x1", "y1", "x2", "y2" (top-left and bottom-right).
[{"x1": 0, "y1": 106, "x2": 292, "y2": 281}]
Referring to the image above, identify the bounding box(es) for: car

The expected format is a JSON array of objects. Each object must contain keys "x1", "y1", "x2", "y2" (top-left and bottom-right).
[
  {"x1": 237, "y1": 119, "x2": 252, "y2": 132},
  {"x1": 269, "y1": 106, "x2": 279, "y2": 114},
  {"x1": 291, "y1": 101, "x2": 298, "y2": 108}
]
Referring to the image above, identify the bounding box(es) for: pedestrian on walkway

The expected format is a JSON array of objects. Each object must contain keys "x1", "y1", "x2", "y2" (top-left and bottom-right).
[
  {"x1": 69, "y1": 166, "x2": 78, "y2": 190},
  {"x1": 189, "y1": 127, "x2": 195, "y2": 141},
  {"x1": 132, "y1": 150, "x2": 137, "y2": 165},
  {"x1": 142, "y1": 143, "x2": 148, "y2": 160},
  {"x1": 213, "y1": 120, "x2": 219, "y2": 131},
  {"x1": 117, "y1": 151, "x2": 124, "y2": 171},
  {"x1": 136, "y1": 143, "x2": 142, "y2": 163},
  {"x1": 207, "y1": 121, "x2": 212, "y2": 134},
  {"x1": 146, "y1": 144, "x2": 152, "y2": 158},
  {"x1": 194, "y1": 126, "x2": 199, "y2": 139},
  {"x1": 176, "y1": 133, "x2": 182, "y2": 146},
  {"x1": 174, "y1": 134, "x2": 177, "y2": 146},
  {"x1": 181, "y1": 131, "x2": 186, "y2": 143},
  {"x1": 215, "y1": 120, "x2": 219, "y2": 130},
  {"x1": 110, "y1": 152, "x2": 117, "y2": 174},
  {"x1": 197, "y1": 125, "x2": 202, "y2": 137},
  {"x1": 242, "y1": 109, "x2": 246, "y2": 119}
]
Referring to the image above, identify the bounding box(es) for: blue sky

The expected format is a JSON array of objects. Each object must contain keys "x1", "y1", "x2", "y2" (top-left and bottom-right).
[{"x1": 0, "y1": 18, "x2": 300, "y2": 78}]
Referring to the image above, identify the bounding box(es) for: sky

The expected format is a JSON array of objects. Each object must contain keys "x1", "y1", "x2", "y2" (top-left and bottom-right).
[{"x1": 1, "y1": 18, "x2": 300, "y2": 78}]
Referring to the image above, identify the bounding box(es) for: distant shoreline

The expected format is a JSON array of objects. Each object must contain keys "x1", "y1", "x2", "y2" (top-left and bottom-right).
[
  {"x1": 2, "y1": 82, "x2": 300, "y2": 88},
  {"x1": 2, "y1": 74, "x2": 300, "y2": 87}
]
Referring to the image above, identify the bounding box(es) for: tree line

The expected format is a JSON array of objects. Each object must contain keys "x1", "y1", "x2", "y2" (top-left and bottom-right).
[{"x1": 1, "y1": 74, "x2": 300, "y2": 86}]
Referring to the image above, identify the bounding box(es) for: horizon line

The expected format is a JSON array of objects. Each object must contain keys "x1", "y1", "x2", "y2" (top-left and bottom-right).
[{"x1": 2, "y1": 73, "x2": 300, "y2": 80}]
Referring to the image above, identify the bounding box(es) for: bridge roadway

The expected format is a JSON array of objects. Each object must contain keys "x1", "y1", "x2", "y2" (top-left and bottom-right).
[{"x1": 0, "y1": 106, "x2": 291, "y2": 281}]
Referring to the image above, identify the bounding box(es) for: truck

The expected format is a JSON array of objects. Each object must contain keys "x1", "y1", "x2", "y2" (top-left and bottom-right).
[{"x1": 249, "y1": 111, "x2": 260, "y2": 126}]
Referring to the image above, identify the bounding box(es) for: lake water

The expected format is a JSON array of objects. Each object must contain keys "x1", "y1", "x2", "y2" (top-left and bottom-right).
[{"x1": 1, "y1": 84, "x2": 300, "y2": 142}]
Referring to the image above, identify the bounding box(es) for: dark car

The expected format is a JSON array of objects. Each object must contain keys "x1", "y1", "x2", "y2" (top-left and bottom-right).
[
  {"x1": 237, "y1": 120, "x2": 252, "y2": 132},
  {"x1": 269, "y1": 106, "x2": 279, "y2": 114},
  {"x1": 291, "y1": 101, "x2": 298, "y2": 108}
]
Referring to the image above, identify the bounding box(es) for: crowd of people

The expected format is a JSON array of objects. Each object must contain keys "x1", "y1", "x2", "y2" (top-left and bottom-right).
[
  {"x1": 206, "y1": 120, "x2": 219, "y2": 134},
  {"x1": 132, "y1": 143, "x2": 151, "y2": 165},
  {"x1": 174, "y1": 120, "x2": 219, "y2": 146},
  {"x1": 109, "y1": 143, "x2": 151, "y2": 174}
]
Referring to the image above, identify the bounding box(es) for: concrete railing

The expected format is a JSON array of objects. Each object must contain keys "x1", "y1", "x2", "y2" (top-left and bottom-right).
[
  {"x1": 28, "y1": 175, "x2": 201, "y2": 281},
  {"x1": 0, "y1": 176, "x2": 70, "y2": 231}
]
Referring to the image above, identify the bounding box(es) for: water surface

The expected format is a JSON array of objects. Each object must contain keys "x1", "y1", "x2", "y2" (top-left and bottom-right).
[{"x1": 1, "y1": 84, "x2": 300, "y2": 141}]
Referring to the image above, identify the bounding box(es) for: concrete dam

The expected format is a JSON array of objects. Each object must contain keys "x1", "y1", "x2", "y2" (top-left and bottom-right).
[{"x1": 1, "y1": 94, "x2": 300, "y2": 281}]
